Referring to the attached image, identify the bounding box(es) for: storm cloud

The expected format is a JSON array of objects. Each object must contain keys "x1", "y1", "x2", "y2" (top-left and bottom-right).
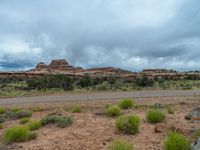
[{"x1": 0, "y1": 0, "x2": 200, "y2": 71}]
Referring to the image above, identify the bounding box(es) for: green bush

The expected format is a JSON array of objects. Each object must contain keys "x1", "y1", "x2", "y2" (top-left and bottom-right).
[
  {"x1": 11, "y1": 107, "x2": 22, "y2": 113},
  {"x1": 16, "y1": 110, "x2": 32, "y2": 118},
  {"x1": 116, "y1": 115, "x2": 140, "y2": 134},
  {"x1": 167, "y1": 107, "x2": 174, "y2": 114},
  {"x1": 0, "y1": 107, "x2": 6, "y2": 114},
  {"x1": 147, "y1": 109, "x2": 165, "y2": 123},
  {"x1": 20, "y1": 117, "x2": 30, "y2": 124},
  {"x1": 71, "y1": 106, "x2": 82, "y2": 113},
  {"x1": 3, "y1": 126, "x2": 29, "y2": 144},
  {"x1": 164, "y1": 132, "x2": 190, "y2": 150},
  {"x1": 106, "y1": 105, "x2": 121, "y2": 117},
  {"x1": 41, "y1": 115, "x2": 73, "y2": 128},
  {"x1": 135, "y1": 75, "x2": 154, "y2": 87},
  {"x1": 32, "y1": 106, "x2": 45, "y2": 112},
  {"x1": 119, "y1": 99, "x2": 134, "y2": 109},
  {"x1": 108, "y1": 140, "x2": 133, "y2": 150},
  {"x1": 27, "y1": 74, "x2": 74, "y2": 91},
  {"x1": 28, "y1": 120, "x2": 42, "y2": 130},
  {"x1": 77, "y1": 74, "x2": 93, "y2": 88},
  {"x1": 5, "y1": 110, "x2": 32, "y2": 119}
]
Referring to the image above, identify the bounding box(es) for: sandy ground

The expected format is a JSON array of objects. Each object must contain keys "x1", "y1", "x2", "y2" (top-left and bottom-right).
[{"x1": 0, "y1": 96, "x2": 199, "y2": 150}]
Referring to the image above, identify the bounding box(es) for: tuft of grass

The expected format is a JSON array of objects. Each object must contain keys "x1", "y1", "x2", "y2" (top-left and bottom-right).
[
  {"x1": 147, "y1": 109, "x2": 165, "y2": 123},
  {"x1": 106, "y1": 105, "x2": 121, "y2": 117},
  {"x1": 20, "y1": 117, "x2": 30, "y2": 124},
  {"x1": 27, "y1": 120, "x2": 42, "y2": 130},
  {"x1": 167, "y1": 106, "x2": 174, "y2": 114},
  {"x1": 119, "y1": 99, "x2": 134, "y2": 109},
  {"x1": 108, "y1": 139, "x2": 133, "y2": 150},
  {"x1": 71, "y1": 106, "x2": 82, "y2": 113},
  {"x1": 116, "y1": 115, "x2": 140, "y2": 134},
  {"x1": 164, "y1": 132, "x2": 190, "y2": 150},
  {"x1": 0, "y1": 107, "x2": 6, "y2": 114},
  {"x1": 3, "y1": 126, "x2": 29, "y2": 144},
  {"x1": 40, "y1": 115, "x2": 73, "y2": 128}
]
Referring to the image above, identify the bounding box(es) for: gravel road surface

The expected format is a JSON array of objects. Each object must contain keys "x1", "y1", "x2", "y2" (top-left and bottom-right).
[{"x1": 0, "y1": 90, "x2": 200, "y2": 105}]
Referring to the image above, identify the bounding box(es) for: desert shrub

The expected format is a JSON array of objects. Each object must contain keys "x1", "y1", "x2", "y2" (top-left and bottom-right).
[
  {"x1": 11, "y1": 107, "x2": 22, "y2": 113},
  {"x1": 147, "y1": 109, "x2": 165, "y2": 123},
  {"x1": 135, "y1": 75, "x2": 154, "y2": 87},
  {"x1": 77, "y1": 74, "x2": 93, "y2": 88},
  {"x1": 108, "y1": 140, "x2": 133, "y2": 150},
  {"x1": 106, "y1": 105, "x2": 121, "y2": 117},
  {"x1": 0, "y1": 116, "x2": 5, "y2": 123},
  {"x1": 119, "y1": 99, "x2": 134, "y2": 109},
  {"x1": 167, "y1": 107, "x2": 174, "y2": 114},
  {"x1": 28, "y1": 132, "x2": 37, "y2": 140},
  {"x1": 28, "y1": 120, "x2": 42, "y2": 130},
  {"x1": 95, "y1": 82, "x2": 109, "y2": 91},
  {"x1": 3, "y1": 126, "x2": 29, "y2": 144},
  {"x1": 0, "y1": 123, "x2": 3, "y2": 129},
  {"x1": 40, "y1": 115, "x2": 73, "y2": 128},
  {"x1": 17, "y1": 110, "x2": 32, "y2": 118},
  {"x1": 27, "y1": 74, "x2": 74, "y2": 91},
  {"x1": 20, "y1": 117, "x2": 30, "y2": 124},
  {"x1": 164, "y1": 132, "x2": 190, "y2": 150},
  {"x1": 116, "y1": 115, "x2": 140, "y2": 134},
  {"x1": 71, "y1": 106, "x2": 82, "y2": 113},
  {"x1": 5, "y1": 109, "x2": 32, "y2": 119},
  {"x1": 105, "y1": 104, "x2": 111, "y2": 109},
  {"x1": 0, "y1": 107, "x2": 6, "y2": 114},
  {"x1": 32, "y1": 106, "x2": 45, "y2": 112}
]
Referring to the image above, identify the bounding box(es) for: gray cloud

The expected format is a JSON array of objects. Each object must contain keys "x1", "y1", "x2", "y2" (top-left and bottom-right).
[{"x1": 0, "y1": 0, "x2": 200, "y2": 71}]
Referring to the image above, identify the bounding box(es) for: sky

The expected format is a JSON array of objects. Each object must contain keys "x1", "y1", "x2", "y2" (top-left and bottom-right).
[{"x1": 0, "y1": 0, "x2": 200, "y2": 71}]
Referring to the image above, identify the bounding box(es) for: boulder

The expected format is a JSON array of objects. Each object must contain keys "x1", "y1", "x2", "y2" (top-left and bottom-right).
[
  {"x1": 191, "y1": 138, "x2": 200, "y2": 150},
  {"x1": 185, "y1": 107, "x2": 200, "y2": 122}
]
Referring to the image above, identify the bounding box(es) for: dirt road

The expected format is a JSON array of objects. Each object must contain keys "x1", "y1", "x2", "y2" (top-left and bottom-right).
[{"x1": 0, "y1": 90, "x2": 200, "y2": 105}]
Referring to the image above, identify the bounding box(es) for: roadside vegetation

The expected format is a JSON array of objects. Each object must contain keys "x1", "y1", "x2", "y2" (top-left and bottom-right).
[{"x1": 1, "y1": 74, "x2": 200, "y2": 98}]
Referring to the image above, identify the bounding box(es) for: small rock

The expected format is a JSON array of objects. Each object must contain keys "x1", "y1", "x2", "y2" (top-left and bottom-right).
[{"x1": 191, "y1": 138, "x2": 200, "y2": 150}]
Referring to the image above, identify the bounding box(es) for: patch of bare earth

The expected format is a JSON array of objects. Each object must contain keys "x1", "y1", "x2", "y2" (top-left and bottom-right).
[{"x1": 0, "y1": 96, "x2": 199, "y2": 150}]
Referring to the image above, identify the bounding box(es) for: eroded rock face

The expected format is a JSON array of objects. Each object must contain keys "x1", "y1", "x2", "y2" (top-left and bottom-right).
[
  {"x1": 35, "y1": 62, "x2": 47, "y2": 70},
  {"x1": 48, "y1": 59, "x2": 73, "y2": 70},
  {"x1": 191, "y1": 138, "x2": 200, "y2": 150},
  {"x1": 185, "y1": 107, "x2": 200, "y2": 122}
]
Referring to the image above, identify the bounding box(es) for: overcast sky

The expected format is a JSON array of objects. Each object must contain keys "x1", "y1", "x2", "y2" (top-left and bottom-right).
[{"x1": 0, "y1": 0, "x2": 200, "y2": 71}]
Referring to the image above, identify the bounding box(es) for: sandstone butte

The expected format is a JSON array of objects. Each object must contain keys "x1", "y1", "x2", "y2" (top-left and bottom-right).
[{"x1": 0, "y1": 59, "x2": 200, "y2": 79}]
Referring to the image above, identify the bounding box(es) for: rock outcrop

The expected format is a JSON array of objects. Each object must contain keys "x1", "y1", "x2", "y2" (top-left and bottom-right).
[{"x1": 2, "y1": 58, "x2": 200, "y2": 79}]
